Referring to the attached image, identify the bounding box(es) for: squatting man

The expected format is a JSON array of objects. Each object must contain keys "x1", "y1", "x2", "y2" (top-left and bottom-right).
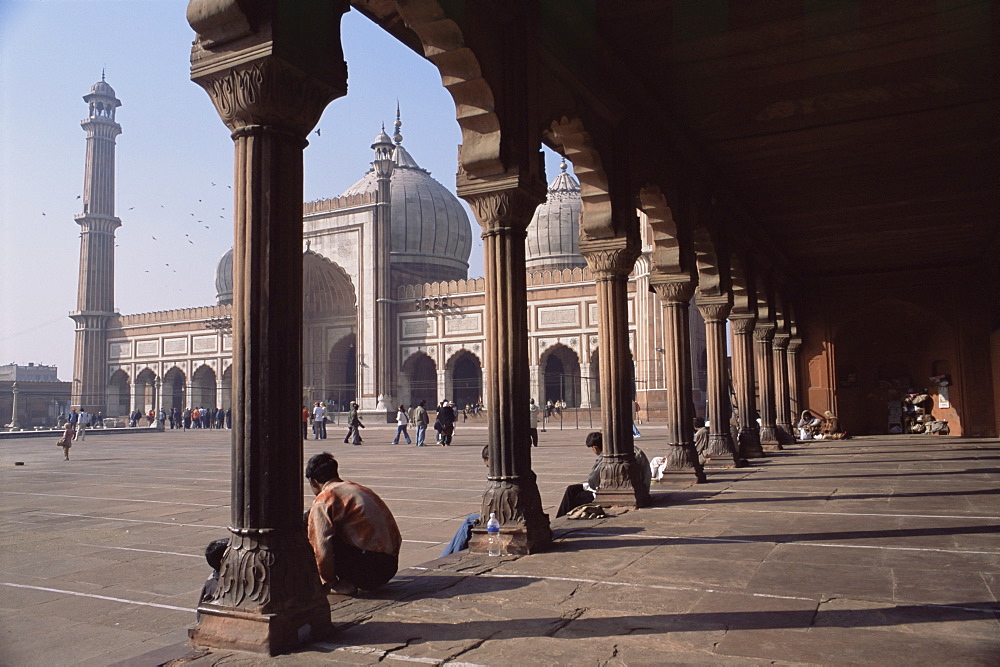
[{"x1": 305, "y1": 452, "x2": 402, "y2": 595}]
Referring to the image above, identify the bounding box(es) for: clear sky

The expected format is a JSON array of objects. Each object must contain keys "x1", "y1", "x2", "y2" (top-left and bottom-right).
[{"x1": 0, "y1": 1, "x2": 567, "y2": 381}]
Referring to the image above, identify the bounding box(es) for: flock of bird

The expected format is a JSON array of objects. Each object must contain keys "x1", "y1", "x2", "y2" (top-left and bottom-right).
[{"x1": 48, "y1": 179, "x2": 236, "y2": 293}]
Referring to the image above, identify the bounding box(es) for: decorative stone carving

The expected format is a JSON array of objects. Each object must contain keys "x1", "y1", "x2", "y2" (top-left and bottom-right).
[
  {"x1": 194, "y1": 58, "x2": 346, "y2": 140},
  {"x1": 580, "y1": 238, "x2": 641, "y2": 278}
]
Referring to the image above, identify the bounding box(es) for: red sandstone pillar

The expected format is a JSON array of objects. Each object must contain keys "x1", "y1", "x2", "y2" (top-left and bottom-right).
[
  {"x1": 460, "y1": 172, "x2": 552, "y2": 554},
  {"x1": 651, "y1": 277, "x2": 707, "y2": 482},
  {"x1": 698, "y1": 297, "x2": 741, "y2": 467},
  {"x1": 187, "y1": 1, "x2": 349, "y2": 654},
  {"x1": 730, "y1": 314, "x2": 765, "y2": 458},
  {"x1": 581, "y1": 238, "x2": 652, "y2": 507}
]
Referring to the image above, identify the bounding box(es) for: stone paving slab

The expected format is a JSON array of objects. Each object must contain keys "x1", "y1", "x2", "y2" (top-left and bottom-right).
[{"x1": 2, "y1": 429, "x2": 999, "y2": 664}]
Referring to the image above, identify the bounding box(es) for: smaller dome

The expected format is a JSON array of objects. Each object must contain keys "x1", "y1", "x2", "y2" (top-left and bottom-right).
[
  {"x1": 89, "y1": 79, "x2": 116, "y2": 98},
  {"x1": 526, "y1": 160, "x2": 586, "y2": 271},
  {"x1": 215, "y1": 248, "x2": 233, "y2": 305}
]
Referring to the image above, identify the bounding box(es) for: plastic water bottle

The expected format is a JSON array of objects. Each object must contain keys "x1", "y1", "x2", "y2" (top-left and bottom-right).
[{"x1": 486, "y1": 512, "x2": 502, "y2": 556}]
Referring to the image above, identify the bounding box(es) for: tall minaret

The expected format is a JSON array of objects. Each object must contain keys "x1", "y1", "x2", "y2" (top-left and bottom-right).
[
  {"x1": 372, "y1": 116, "x2": 395, "y2": 411},
  {"x1": 70, "y1": 74, "x2": 122, "y2": 413}
]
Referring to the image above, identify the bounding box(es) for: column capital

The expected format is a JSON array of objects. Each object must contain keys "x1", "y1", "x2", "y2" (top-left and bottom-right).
[
  {"x1": 788, "y1": 336, "x2": 803, "y2": 354},
  {"x1": 772, "y1": 333, "x2": 790, "y2": 351},
  {"x1": 696, "y1": 295, "x2": 732, "y2": 323},
  {"x1": 730, "y1": 313, "x2": 757, "y2": 334},
  {"x1": 458, "y1": 170, "x2": 546, "y2": 235},
  {"x1": 753, "y1": 321, "x2": 776, "y2": 342},
  {"x1": 649, "y1": 275, "x2": 696, "y2": 304},
  {"x1": 191, "y1": 56, "x2": 345, "y2": 140},
  {"x1": 579, "y1": 236, "x2": 641, "y2": 278}
]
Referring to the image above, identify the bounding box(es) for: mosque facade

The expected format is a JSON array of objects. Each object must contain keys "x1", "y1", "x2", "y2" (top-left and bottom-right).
[{"x1": 71, "y1": 80, "x2": 707, "y2": 421}]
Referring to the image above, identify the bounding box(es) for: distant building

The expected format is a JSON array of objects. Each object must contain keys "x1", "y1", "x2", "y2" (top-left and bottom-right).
[
  {"x1": 0, "y1": 362, "x2": 60, "y2": 382},
  {"x1": 0, "y1": 363, "x2": 71, "y2": 429}
]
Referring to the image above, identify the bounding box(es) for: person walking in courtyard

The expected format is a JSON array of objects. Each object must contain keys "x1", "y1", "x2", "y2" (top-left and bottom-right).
[
  {"x1": 438, "y1": 401, "x2": 456, "y2": 445},
  {"x1": 414, "y1": 400, "x2": 429, "y2": 446},
  {"x1": 76, "y1": 408, "x2": 91, "y2": 441},
  {"x1": 57, "y1": 419, "x2": 75, "y2": 460},
  {"x1": 391, "y1": 404, "x2": 411, "y2": 444},
  {"x1": 528, "y1": 398, "x2": 542, "y2": 447},
  {"x1": 305, "y1": 452, "x2": 401, "y2": 595},
  {"x1": 302, "y1": 405, "x2": 310, "y2": 440},
  {"x1": 346, "y1": 402, "x2": 364, "y2": 445},
  {"x1": 312, "y1": 402, "x2": 325, "y2": 440}
]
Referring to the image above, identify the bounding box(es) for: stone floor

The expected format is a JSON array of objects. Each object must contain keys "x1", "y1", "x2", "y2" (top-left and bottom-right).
[{"x1": 1, "y1": 422, "x2": 998, "y2": 665}]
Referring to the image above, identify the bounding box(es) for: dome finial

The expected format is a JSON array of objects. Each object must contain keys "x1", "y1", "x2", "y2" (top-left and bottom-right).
[
  {"x1": 393, "y1": 101, "x2": 403, "y2": 145},
  {"x1": 101, "y1": 67, "x2": 106, "y2": 82},
  {"x1": 559, "y1": 157, "x2": 568, "y2": 173}
]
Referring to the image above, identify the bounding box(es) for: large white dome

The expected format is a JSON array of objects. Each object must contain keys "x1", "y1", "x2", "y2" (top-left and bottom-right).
[
  {"x1": 526, "y1": 160, "x2": 586, "y2": 271},
  {"x1": 342, "y1": 131, "x2": 472, "y2": 282}
]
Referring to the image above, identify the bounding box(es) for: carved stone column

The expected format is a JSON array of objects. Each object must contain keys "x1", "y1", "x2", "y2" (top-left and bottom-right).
[
  {"x1": 772, "y1": 333, "x2": 795, "y2": 443},
  {"x1": 754, "y1": 322, "x2": 781, "y2": 449},
  {"x1": 581, "y1": 238, "x2": 652, "y2": 507},
  {"x1": 697, "y1": 298, "x2": 741, "y2": 467},
  {"x1": 787, "y1": 337, "x2": 803, "y2": 422},
  {"x1": 650, "y1": 277, "x2": 707, "y2": 482},
  {"x1": 459, "y1": 172, "x2": 551, "y2": 554},
  {"x1": 187, "y1": 2, "x2": 348, "y2": 654},
  {"x1": 730, "y1": 315, "x2": 765, "y2": 458}
]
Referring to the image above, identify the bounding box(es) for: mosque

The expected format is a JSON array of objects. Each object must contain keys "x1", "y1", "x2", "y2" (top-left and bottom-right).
[{"x1": 70, "y1": 79, "x2": 707, "y2": 421}]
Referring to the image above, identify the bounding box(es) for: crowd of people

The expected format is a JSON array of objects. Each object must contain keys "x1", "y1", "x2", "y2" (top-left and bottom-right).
[{"x1": 124, "y1": 406, "x2": 231, "y2": 430}]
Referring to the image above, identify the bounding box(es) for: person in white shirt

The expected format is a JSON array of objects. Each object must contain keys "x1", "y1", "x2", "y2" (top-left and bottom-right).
[
  {"x1": 391, "y1": 404, "x2": 411, "y2": 444},
  {"x1": 77, "y1": 410, "x2": 91, "y2": 441}
]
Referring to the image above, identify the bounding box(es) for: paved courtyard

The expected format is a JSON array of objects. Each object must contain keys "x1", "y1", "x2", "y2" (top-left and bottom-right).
[{"x1": 1, "y1": 422, "x2": 998, "y2": 664}]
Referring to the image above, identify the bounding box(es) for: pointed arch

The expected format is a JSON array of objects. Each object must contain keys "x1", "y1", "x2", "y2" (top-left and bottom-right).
[
  {"x1": 163, "y1": 366, "x2": 187, "y2": 411},
  {"x1": 446, "y1": 349, "x2": 483, "y2": 409},
  {"x1": 107, "y1": 369, "x2": 131, "y2": 417},
  {"x1": 190, "y1": 365, "x2": 216, "y2": 408},
  {"x1": 539, "y1": 343, "x2": 582, "y2": 409},
  {"x1": 401, "y1": 351, "x2": 437, "y2": 408},
  {"x1": 547, "y1": 116, "x2": 613, "y2": 239}
]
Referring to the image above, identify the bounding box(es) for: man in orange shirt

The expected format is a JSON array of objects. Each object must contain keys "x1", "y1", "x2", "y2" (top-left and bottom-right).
[{"x1": 305, "y1": 453, "x2": 401, "y2": 595}]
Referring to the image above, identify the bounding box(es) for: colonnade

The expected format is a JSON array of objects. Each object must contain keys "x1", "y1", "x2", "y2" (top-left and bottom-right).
[{"x1": 183, "y1": 0, "x2": 803, "y2": 653}]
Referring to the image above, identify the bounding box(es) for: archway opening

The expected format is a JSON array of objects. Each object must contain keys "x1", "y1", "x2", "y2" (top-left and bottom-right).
[
  {"x1": 303, "y1": 252, "x2": 358, "y2": 411},
  {"x1": 323, "y1": 336, "x2": 357, "y2": 411},
  {"x1": 107, "y1": 369, "x2": 130, "y2": 418},
  {"x1": 403, "y1": 352, "x2": 437, "y2": 409},
  {"x1": 190, "y1": 365, "x2": 216, "y2": 409},
  {"x1": 134, "y1": 368, "x2": 157, "y2": 414},
  {"x1": 450, "y1": 351, "x2": 482, "y2": 409},
  {"x1": 163, "y1": 367, "x2": 187, "y2": 411},
  {"x1": 541, "y1": 344, "x2": 582, "y2": 408},
  {"x1": 220, "y1": 365, "x2": 232, "y2": 411}
]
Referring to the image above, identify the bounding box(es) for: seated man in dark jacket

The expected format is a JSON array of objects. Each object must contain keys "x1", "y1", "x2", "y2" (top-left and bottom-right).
[{"x1": 556, "y1": 431, "x2": 650, "y2": 517}]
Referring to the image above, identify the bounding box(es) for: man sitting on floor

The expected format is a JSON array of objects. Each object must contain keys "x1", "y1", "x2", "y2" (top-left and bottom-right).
[
  {"x1": 556, "y1": 431, "x2": 651, "y2": 517},
  {"x1": 305, "y1": 452, "x2": 402, "y2": 595}
]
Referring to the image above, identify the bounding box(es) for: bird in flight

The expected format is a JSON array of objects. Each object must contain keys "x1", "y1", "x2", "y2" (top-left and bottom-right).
[
  {"x1": 76, "y1": 195, "x2": 81, "y2": 199},
  {"x1": 151, "y1": 236, "x2": 157, "y2": 240},
  {"x1": 211, "y1": 182, "x2": 216, "y2": 186},
  {"x1": 315, "y1": 128, "x2": 321, "y2": 136},
  {"x1": 128, "y1": 207, "x2": 135, "y2": 210}
]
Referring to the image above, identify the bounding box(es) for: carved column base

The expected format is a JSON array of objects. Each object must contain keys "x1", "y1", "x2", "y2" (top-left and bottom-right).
[
  {"x1": 737, "y1": 428, "x2": 766, "y2": 459},
  {"x1": 594, "y1": 454, "x2": 652, "y2": 508},
  {"x1": 776, "y1": 425, "x2": 797, "y2": 446},
  {"x1": 191, "y1": 598, "x2": 331, "y2": 656},
  {"x1": 759, "y1": 426, "x2": 782, "y2": 450},
  {"x1": 468, "y1": 478, "x2": 552, "y2": 555},
  {"x1": 703, "y1": 434, "x2": 745, "y2": 468},
  {"x1": 654, "y1": 443, "x2": 707, "y2": 483},
  {"x1": 191, "y1": 529, "x2": 330, "y2": 655},
  {"x1": 469, "y1": 515, "x2": 551, "y2": 555}
]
